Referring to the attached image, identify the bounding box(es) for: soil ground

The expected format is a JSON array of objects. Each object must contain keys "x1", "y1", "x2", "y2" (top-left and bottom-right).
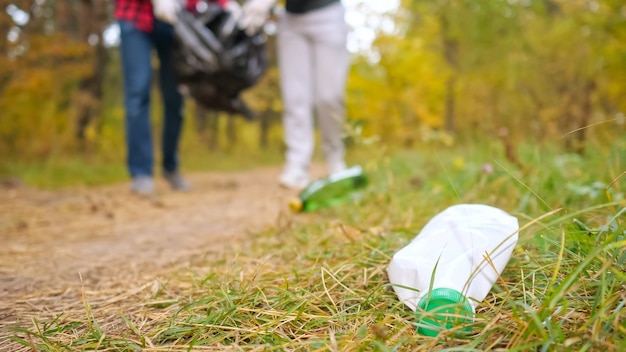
[{"x1": 0, "y1": 165, "x2": 325, "y2": 350}]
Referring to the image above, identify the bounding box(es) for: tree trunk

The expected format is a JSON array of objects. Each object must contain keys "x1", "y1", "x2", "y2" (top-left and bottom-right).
[
  {"x1": 572, "y1": 80, "x2": 596, "y2": 155},
  {"x1": 195, "y1": 103, "x2": 208, "y2": 132},
  {"x1": 227, "y1": 115, "x2": 237, "y2": 145},
  {"x1": 444, "y1": 76, "x2": 456, "y2": 133},
  {"x1": 207, "y1": 112, "x2": 219, "y2": 150},
  {"x1": 440, "y1": 13, "x2": 458, "y2": 133},
  {"x1": 0, "y1": 0, "x2": 15, "y2": 92},
  {"x1": 195, "y1": 104, "x2": 220, "y2": 150},
  {"x1": 75, "y1": 0, "x2": 108, "y2": 145},
  {"x1": 259, "y1": 110, "x2": 273, "y2": 149},
  {"x1": 55, "y1": 0, "x2": 71, "y2": 33}
]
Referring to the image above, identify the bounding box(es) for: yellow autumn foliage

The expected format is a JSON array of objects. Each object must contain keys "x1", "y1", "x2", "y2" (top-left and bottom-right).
[{"x1": 2, "y1": 0, "x2": 626, "y2": 162}]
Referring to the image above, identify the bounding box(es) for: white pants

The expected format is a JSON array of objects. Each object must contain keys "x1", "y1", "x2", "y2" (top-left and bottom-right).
[{"x1": 278, "y1": 2, "x2": 349, "y2": 173}]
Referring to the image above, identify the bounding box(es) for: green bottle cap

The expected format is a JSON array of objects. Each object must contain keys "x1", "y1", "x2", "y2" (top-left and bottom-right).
[{"x1": 416, "y1": 288, "x2": 474, "y2": 337}]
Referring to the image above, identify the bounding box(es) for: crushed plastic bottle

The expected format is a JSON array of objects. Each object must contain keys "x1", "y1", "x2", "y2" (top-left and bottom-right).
[
  {"x1": 387, "y1": 204, "x2": 519, "y2": 336},
  {"x1": 289, "y1": 165, "x2": 368, "y2": 212}
]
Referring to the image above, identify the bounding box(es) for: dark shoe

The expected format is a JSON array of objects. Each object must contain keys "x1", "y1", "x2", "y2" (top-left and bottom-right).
[
  {"x1": 131, "y1": 176, "x2": 155, "y2": 196},
  {"x1": 163, "y1": 171, "x2": 190, "y2": 191}
]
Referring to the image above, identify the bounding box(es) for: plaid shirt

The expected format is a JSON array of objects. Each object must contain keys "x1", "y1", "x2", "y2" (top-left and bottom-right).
[{"x1": 115, "y1": 0, "x2": 226, "y2": 32}]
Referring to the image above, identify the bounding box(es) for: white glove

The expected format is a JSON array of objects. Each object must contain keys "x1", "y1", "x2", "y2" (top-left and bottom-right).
[
  {"x1": 239, "y1": 0, "x2": 276, "y2": 34},
  {"x1": 152, "y1": 0, "x2": 181, "y2": 25},
  {"x1": 225, "y1": 0, "x2": 243, "y2": 22}
]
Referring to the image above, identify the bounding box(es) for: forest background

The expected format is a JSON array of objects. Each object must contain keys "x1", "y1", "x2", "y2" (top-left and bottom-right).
[{"x1": 0, "y1": 0, "x2": 625, "y2": 186}]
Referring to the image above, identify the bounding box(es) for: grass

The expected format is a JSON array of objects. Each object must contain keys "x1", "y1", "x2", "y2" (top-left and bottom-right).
[
  {"x1": 3, "y1": 134, "x2": 626, "y2": 351},
  {"x1": 0, "y1": 144, "x2": 284, "y2": 190}
]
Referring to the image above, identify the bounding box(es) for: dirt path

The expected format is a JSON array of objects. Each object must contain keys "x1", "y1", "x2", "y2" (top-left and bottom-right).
[{"x1": 0, "y1": 166, "x2": 324, "y2": 331}]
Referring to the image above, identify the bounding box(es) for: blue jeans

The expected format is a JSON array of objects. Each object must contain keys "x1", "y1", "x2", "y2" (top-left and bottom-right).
[{"x1": 119, "y1": 19, "x2": 184, "y2": 178}]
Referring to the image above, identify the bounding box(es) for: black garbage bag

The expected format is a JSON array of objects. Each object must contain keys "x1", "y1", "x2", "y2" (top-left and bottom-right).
[{"x1": 172, "y1": 2, "x2": 268, "y2": 120}]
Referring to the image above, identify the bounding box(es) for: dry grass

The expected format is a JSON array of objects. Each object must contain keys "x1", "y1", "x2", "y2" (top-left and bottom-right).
[{"x1": 1, "y1": 140, "x2": 625, "y2": 351}]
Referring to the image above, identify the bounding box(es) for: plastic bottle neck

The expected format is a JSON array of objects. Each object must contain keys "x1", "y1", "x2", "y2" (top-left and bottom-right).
[{"x1": 416, "y1": 288, "x2": 475, "y2": 336}]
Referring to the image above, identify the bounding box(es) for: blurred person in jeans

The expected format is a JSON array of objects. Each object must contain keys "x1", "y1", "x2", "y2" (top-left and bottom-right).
[
  {"x1": 114, "y1": 0, "x2": 225, "y2": 195},
  {"x1": 240, "y1": 0, "x2": 350, "y2": 189}
]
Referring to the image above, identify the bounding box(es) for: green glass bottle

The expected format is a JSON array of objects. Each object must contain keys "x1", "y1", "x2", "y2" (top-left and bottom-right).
[{"x1": 289, "y1": 165, "x2": 368, "y2": 212}]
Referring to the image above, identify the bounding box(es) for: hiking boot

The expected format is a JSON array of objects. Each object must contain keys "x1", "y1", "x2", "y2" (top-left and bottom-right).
[
  {"x1": 131, "y1": 176, "x2": 155, "y2": 196},
  {"x1": 279, "y1": 167, "x2": 309, "y2": 190},
  {"x1": 164, "y1": 171, "x2": 190, "y2": 191},
  {"x1": 328, "y1": 160, "x2": 347, "y2": 176}
]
